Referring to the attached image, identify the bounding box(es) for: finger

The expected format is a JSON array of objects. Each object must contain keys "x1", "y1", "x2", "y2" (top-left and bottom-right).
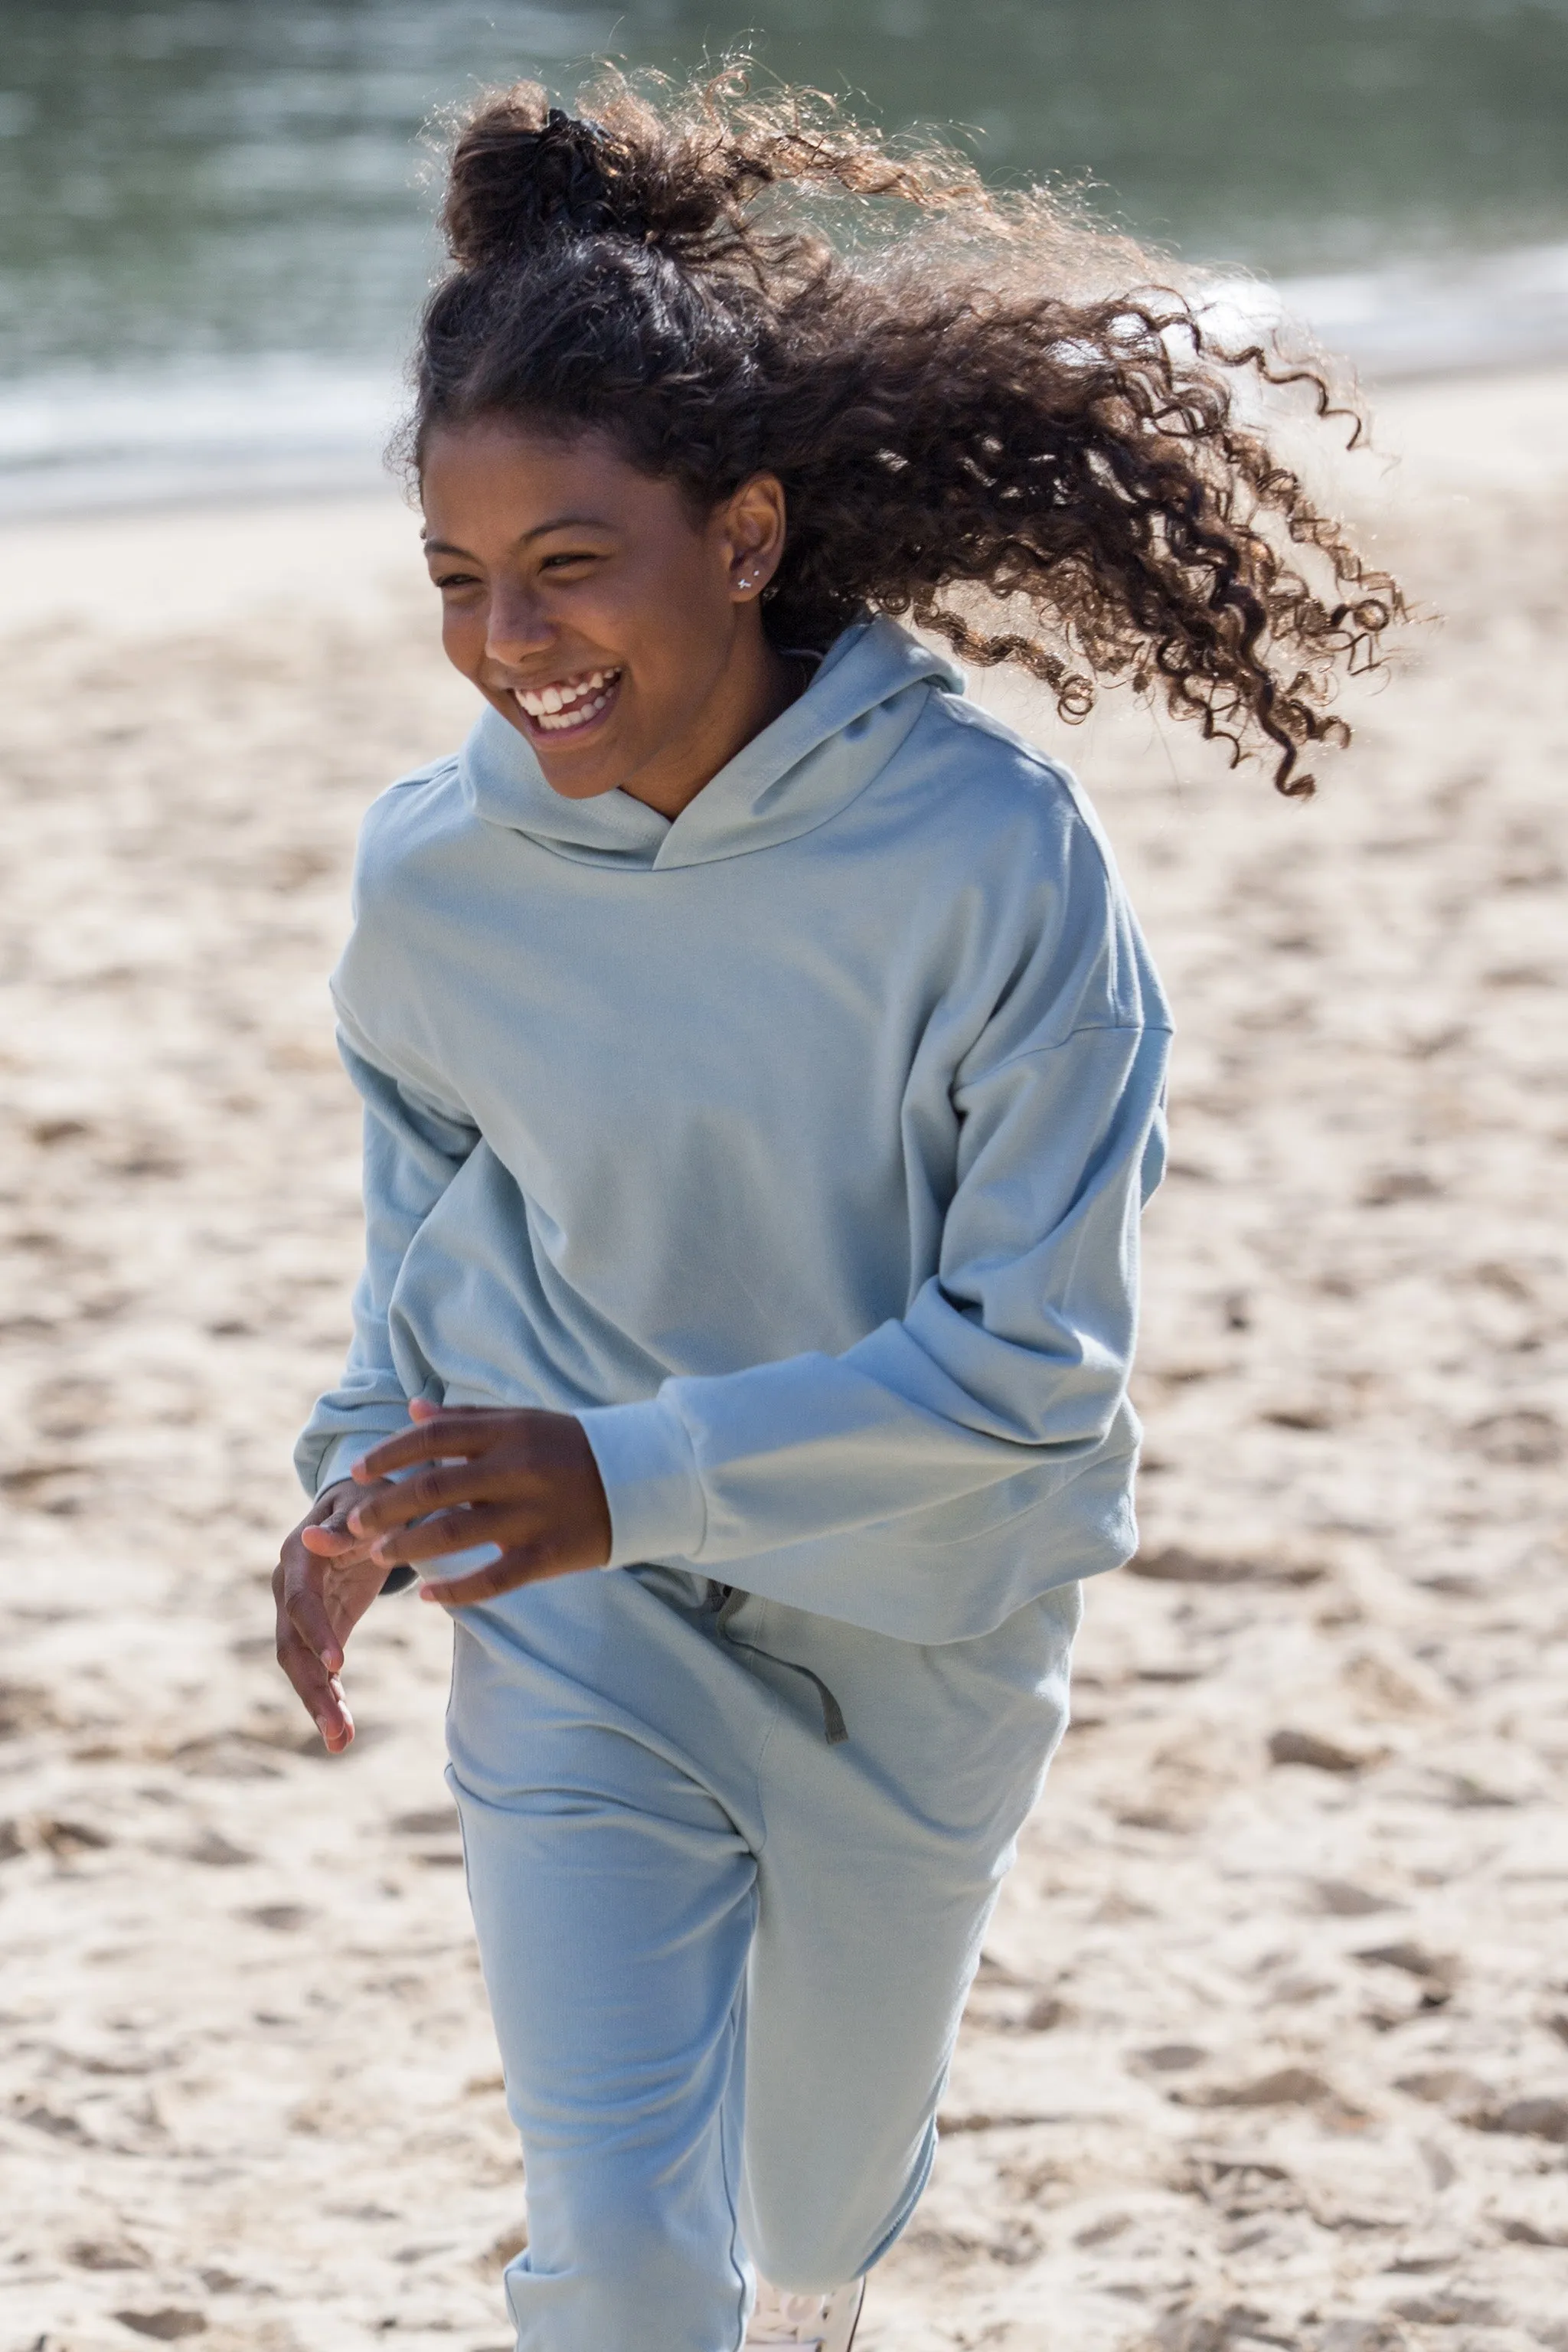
[
  {"x1": 284, "y1": 1574, "x2": 347, "y2": 1675},
  {"x1": 302, "y1": 1482, "x2": 345, "y2": 1527},
  {"x1": 300, "y1": 1519, "x2": 377, "y2": 1558},
  {"x1": 308, "y1": 1475, "x2": 400, "y2": 1553},
  {"x1": 347, "y1": 1461, "x2": 504, "y2": 1537},
  {"x1": 407, "y1": 1395, "x2": 505, "y2": 1425},
  {"x1": 369, "y1": 1502, "x2": 519, "y2": 1568},
  {"x1": 300, "y1": 1517, "x2": 384, "y2": 1570},
  {"x1": 276, "y1": 1624, "x2": 355, "y2": 1750},
  {"x1": 312, "y1": 1669, "x2": 354, "y2": 1753},
  {"x1": 352, "y1": 1414, "x2": 504, "y2": 1481},
  {"x1": 416, "y1": 1541, "x2": 583, "y2": 1609}
]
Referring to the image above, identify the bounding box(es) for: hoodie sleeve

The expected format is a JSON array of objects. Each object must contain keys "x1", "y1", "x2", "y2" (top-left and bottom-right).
[
  {"x1": 578, "y1": 919, "x2": 1171, "y2": 1579},
  {"x1": 292, "y1": 1021, "x2": 480, "y2": 1498}
]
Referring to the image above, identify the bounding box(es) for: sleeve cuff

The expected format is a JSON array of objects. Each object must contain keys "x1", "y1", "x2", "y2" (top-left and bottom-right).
[
  {"x1": 315, "y1": 1429, "x2": 374, "y2": 1486},
  {"x1": 577, "y1": 1395, "x2": 707, "y2": 1568},
  {"x1": 313, "y1": 1429, "x2": 402, "y2": 1497}
]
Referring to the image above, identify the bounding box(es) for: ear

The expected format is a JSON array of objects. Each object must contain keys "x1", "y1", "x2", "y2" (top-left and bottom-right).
[{"x1": 720, "y1": 473, "x2": 788, "y2": 603}]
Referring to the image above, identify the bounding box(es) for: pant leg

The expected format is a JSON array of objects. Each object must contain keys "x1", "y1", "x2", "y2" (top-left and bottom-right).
[
  {"x1": 446, "y1": 1563, "x2": 1080, "y2": 2337},
  {"x1": 446, "y1": 1569, "x2": 779, "y2": 2352},
  {"x1": 734, "y1": 1578, "x2": 1082, "y2": 2291}
]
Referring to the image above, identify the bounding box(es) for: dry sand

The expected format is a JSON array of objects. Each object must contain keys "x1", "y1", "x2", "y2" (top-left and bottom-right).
[{"x1": 1, "y1": 371, "x2": 1566, "y2": 2352}]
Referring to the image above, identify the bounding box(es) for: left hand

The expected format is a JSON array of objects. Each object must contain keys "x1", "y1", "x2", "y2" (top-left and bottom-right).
[{"x1": 346, "y1": 1397, "x2": 613, "y2": 1606}]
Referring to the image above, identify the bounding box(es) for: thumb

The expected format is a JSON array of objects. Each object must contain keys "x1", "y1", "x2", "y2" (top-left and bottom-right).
[
  {"x1": 301, "y1": 1521, "x2": 359, "y2": 1556},
  {"x1": 409, "y1": 1395, "x2": 443, "y2": 1423}
]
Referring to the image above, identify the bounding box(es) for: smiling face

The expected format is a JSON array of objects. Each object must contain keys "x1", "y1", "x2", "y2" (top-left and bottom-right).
[{"x1": 420, "y1": 418, "x2": 795, "y2": 821}]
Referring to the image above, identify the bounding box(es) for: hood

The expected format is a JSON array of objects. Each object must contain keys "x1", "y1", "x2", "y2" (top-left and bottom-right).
[{"x1": 456, "y1": 616, "x2": 962, "y2": 871}]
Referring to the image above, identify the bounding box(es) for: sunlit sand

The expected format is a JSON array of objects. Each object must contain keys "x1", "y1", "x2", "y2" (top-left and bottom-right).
[{"x1": 2, "y1": 368, "x2": 1565, "y2": 2350}]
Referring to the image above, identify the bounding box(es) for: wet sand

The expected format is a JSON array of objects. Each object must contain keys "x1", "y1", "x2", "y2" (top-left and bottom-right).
[{"x1": 2, "y1": 370, "x2": 1566, "y2": 2352}]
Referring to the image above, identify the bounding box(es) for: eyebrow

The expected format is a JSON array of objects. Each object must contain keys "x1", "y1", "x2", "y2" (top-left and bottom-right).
[{"x1": 422, "y1": 514, "x2": 618, "y2": 558}]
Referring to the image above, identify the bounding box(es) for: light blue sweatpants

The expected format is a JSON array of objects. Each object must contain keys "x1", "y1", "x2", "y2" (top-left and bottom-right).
[{"x1": 446, "y1": 1564, "x2": 1080, "y2": 2352}]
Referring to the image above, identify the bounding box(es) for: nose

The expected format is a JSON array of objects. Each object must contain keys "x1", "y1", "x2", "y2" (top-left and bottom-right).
[{"x1": 485, "y1": 580, "x2": 554, "y2": 667}]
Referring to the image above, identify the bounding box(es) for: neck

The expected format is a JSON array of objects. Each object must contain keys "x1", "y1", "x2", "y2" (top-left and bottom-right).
[{"x1": 618, "y1": 632, "x2": 805, "y2": 822}]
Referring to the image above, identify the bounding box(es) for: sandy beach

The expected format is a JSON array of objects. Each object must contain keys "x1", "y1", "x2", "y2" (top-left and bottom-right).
[{"x1": 2, "y1": 367, "x2": 1566, "y2": 2352}]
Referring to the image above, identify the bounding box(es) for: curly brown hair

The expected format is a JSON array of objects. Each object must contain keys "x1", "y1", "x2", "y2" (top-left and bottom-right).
[{"x1": 407, "y1": 67, "x2": 1404, "y2": 796}]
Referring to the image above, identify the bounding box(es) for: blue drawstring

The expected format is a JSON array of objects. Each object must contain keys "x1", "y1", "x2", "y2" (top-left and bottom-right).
[{"x1": 710, "y1": 1585, "x2": 848, "y2": 1746}]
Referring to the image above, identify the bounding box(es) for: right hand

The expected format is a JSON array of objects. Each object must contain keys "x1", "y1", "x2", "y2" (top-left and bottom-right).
[{"x1": 273, "y1": 1478, "x2": 398, "y2": 1753}]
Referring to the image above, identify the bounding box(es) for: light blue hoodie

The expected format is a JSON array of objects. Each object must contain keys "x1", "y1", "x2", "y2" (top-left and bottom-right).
[{"x1": 296, "y1": 618, "x2": 1171, "y2": 1643}]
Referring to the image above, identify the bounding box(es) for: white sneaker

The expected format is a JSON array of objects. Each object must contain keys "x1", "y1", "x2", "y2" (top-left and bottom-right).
[{"x1": 744, "y1": 2275, "x2": 865, "y2": 2350}]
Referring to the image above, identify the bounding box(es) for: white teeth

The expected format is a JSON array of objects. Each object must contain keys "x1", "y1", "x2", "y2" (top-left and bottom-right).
[
  {"x1": 534, "y1": 687, "x2": 612, "y2": 731},
  {"x1": 514, "y1": 669, "x2": 620, "y2": 730}
]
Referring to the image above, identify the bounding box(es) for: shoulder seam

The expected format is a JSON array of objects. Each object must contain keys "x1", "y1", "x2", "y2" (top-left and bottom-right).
[
  {"x1": 933, "y1": 692, "x2": 1077, "y2": 789},
  {"x1": 956, "y1": 1021, "x2": 1173, "y2": 1093},
  {"x1": 384, "y1": 753, "x2": 462, "y2": 795},
  {"x1": 358, "y1": 755, "x2": 466, "y2": 851}
]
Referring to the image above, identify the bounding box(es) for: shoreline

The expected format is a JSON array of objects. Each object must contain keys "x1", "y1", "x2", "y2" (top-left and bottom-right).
[
  {"x1": 5, "y1": 233, "x2": 1568, "y2": 528},
  {"x1": 2, "y1": 362, "x2": 1565, "y2": 645}
]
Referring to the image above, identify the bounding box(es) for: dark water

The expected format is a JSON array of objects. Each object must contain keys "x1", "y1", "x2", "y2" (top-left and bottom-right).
[{"x1": 3, "y1": 0, "x2": 1568, "y2": 505}]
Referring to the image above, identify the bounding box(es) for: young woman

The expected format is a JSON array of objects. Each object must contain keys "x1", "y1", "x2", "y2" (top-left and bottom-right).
[{"x1": 273, "y1": 72, "x2": 1398, "y2": 2352}]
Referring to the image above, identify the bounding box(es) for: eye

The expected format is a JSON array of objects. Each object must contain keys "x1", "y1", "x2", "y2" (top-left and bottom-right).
[
  {"x1": 539, "y1": 549, "x2": 602, "y2": 573},
  {"x1": 431, "y1": 570, "x2": 482, "y2": 591}
]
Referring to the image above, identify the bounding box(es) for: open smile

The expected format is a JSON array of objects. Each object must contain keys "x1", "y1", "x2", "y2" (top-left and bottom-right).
[{"x1": 512, "y1": 667, "x2": 622, "y2": 740}]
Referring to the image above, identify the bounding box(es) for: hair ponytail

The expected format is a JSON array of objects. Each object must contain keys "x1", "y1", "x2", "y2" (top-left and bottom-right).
[
  {"x1": 408, "y1": 66, "x2": 1403, "y2": 797},
  {"x1": 441, "y1": 105, "x2": 652, "y2": 261}
]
